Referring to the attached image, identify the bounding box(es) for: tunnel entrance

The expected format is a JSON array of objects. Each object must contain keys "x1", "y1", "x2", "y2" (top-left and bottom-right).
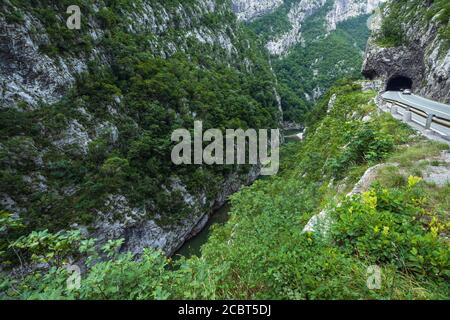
[{"x1": 386, "y1": 75, "x2": 413, "y2": 91}]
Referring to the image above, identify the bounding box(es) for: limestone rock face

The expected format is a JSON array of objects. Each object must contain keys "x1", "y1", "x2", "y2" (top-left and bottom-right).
[
  {"x1": 260, "y1": 0, "x2": 386, "y2": 56},
  {"x1": 232, "y1": 0, "x2": 283, "y2": 21},
  {"x1": 0, "y1": 14, "x2": 90, "y2": 107},
  {"x1": 0, "y1": 1, "x2": 277, "y2": 257},
  {"x1": 362, "y1": 3, "x2": 450, "y2": 103},
  {"x1": 95, "y1": 167, "x2": 260, "y2": 256},
  {"x1": 0, "y1": 1, "x2": 241, "y2": 108},
  {"x1": 326, "y1": 0, "x2": 387, "y2": 32},
  {"x1": 266, "y1": 0, "x2": 327, "y2": 56}
]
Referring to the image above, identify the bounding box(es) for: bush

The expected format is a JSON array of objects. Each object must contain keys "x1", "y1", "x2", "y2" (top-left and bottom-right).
[
  {"x1": 377, "y1": 14, "x2": 405, "y2": 47},
  {"x1": 327, "y1": 125, "x2": 394, "y2": 179},
  {"x1": 331, "y1": 180, "x2": 449, "y2": 278}
]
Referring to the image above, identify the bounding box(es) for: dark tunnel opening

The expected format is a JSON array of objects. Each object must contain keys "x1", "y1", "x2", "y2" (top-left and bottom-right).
[{"x1": 386, "y1": 75, "x2": 413, "y2": 91}]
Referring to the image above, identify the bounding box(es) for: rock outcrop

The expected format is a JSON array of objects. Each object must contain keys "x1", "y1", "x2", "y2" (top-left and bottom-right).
[
  {"x1": 0, "y1": 1, "x2": 242, "y2": 108},
  {"x1": 266, "y1": 0, "x2": 327, "y2": 56},
  {"x1": 0, "y1": 13, "x2": 90, "y2": 107},
  {"x1": 232, "y1": 0, "x2": 283, "y2": 21},
  {"x1": 362, "y1": 2, "x2": 450, "y2": 103},
  {"x1": 303, "y1": 163, "x2": 394, "y2": 235},
  {"x1": 121, "y1": 166, "x2": 260, "y2": 256}
]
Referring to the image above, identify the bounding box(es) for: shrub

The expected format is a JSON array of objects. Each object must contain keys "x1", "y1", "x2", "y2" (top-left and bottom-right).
[{"x1": 331, "y1": 181, "x2": 449, "y2": 278}]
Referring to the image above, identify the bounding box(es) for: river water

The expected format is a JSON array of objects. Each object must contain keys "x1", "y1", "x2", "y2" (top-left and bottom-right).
[
  {"x1": 284, "y1": 129, "x2": 304, "y2": 142},
  {"x1": 173, "y1": 129, "x2": 303, "y2": 258},
  {"x1": 173, "y1": 203, "x2": 231, "y2": 259}
]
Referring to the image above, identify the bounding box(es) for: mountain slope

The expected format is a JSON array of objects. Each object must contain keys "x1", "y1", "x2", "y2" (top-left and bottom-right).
[
  {"x1": 232, "y1": 0, "x2": 283, "y2": 21},
  {"x1": 4, "y1": 81, "x2": 449, "y2": 300},
  {"x1": 0, "y1": 0, "x2": 281, "y2": 256},
  {"x1": 1, "y1": 0, "x2": 449, "y2": 301},
  {"x1": 244, "y1": 0, "x2": 385, "y2": 122},
  {"x1": 363, "y1": 0, "x2": 450, "y2": 103}
]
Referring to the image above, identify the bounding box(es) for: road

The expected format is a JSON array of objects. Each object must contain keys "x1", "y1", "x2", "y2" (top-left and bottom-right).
[
  {"x1": 382, "y1": 91, "x2": 450, "y2": 120},
  {"x1": 381, "y1": 91, "x2": 450, "y2": 138}
]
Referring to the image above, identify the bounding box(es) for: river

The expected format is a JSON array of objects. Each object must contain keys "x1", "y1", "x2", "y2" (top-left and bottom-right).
[{"x1": 173, "y1": 203, "x2": 231, "y2": 259}]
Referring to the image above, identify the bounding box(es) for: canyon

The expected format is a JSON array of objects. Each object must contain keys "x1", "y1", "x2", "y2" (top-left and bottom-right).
[{"x1": 1, "y1": 0, "x2": 447, "y2": 260}]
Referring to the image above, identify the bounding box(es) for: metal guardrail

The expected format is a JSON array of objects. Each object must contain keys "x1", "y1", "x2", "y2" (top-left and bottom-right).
[{"x1": 381, "y1": 96, "x2": 450, "y2": 130}]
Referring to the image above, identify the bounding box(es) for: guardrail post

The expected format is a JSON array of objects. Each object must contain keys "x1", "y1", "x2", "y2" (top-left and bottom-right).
[
  {"x1": 391, "y1": 106, "x2": 398, "y2": 115},
  {"x1": 403, "y1": 111, "x2": 412, "y2": 123},
  {"x1": 425, "y1": 114, "x2": 434, "y2": 129}
]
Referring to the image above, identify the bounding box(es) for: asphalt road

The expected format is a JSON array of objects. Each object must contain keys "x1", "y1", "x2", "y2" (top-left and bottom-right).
[
  {"x1": 382, "y1": 91, "x2": 450, "y2": 120},
  {"x1": 382, "y1": 91, "x2": 450, "y2": 138}
]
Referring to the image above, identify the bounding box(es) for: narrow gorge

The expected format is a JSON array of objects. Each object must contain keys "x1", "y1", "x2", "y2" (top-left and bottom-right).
[{"x1": 0, "y1": 0, "x2": 449, "y2": 301}]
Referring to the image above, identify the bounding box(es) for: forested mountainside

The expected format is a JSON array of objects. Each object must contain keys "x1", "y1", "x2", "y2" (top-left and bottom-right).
[
  {"x1": 0, "y1": 0, "x2": 281, "y2": 256},
  {"x1": 241, "y1": 0, "x2": 386, "y2": 122}
]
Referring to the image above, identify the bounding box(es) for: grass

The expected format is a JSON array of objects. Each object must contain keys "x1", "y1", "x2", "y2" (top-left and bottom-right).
[
  {"x1": 376, "y1": 165, "x2": 407, "y2": 188},
  {"x1": 388, "y1": 140, "x2": 449, "y2": 167},
  {"x1": 376, "y1": 138, "x2": 449, "y2": 189}
]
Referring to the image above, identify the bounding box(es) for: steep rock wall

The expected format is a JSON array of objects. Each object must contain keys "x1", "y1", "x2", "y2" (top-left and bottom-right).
[
  {"x1": 232, "y1": 0, "x2": 283, "y2": 21},
  {"x1": 266, "y1": 0, "x2": 327, "y2": 56},
  {"x1": 0, "y1": 0, "x2": 280, "y2": 256},
  {"x1": 326, "y1": 0, "x2": 387, "y2": 31},
  {"x1": 362, "y1": 2, "x2": 450, "y2": 103},
  {"x1": 0, "y1": 0, "x2": 242, "y2": 107},
  {"x1": 258, "y1": 0, "x2": 385, "y2": 56}
]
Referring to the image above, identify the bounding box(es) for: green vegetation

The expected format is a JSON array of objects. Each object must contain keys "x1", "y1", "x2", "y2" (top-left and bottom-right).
[
  {"x1": 0, "y1": 1, "x2": 280, "y2": 250},
  {"x1": 0, "y1": 0, "x2": 448, "y2": 301},
  {"x1": 248, "y1": 1, "x2": 371, "y2": 122},
  {"x1": 1, "y1": 0, "x2": 95, "y2": 55},
  {"x1": 247, "y1": 0, "x2": 302, "y2": 44},
  {"x1": 2, "y1": 83, "x2": 448, "y2": 300},
  {"x1": 376, "y1": 0, "x2": 450, "y2": 48}
]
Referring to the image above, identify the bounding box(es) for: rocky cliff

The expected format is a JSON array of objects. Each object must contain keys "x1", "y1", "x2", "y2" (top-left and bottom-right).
[
  {"x1": 232, "y1": 0, "x2": 283, "y2": 21},
  {"x1": 0, "y1": 0, "x2": 280, "y2": 256},
  {"x1": 245, "y1": 0, "x2": 386, "y2": 56},
  {"x1": 362, "y1": 1, "x2": 450, "y2": 103},
  {"x1": 266, "y1": 0, "x2": 327, "y2": 56},
  {"x1": 325, "y1": 0, "x2": 386, "y2": 32}
]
